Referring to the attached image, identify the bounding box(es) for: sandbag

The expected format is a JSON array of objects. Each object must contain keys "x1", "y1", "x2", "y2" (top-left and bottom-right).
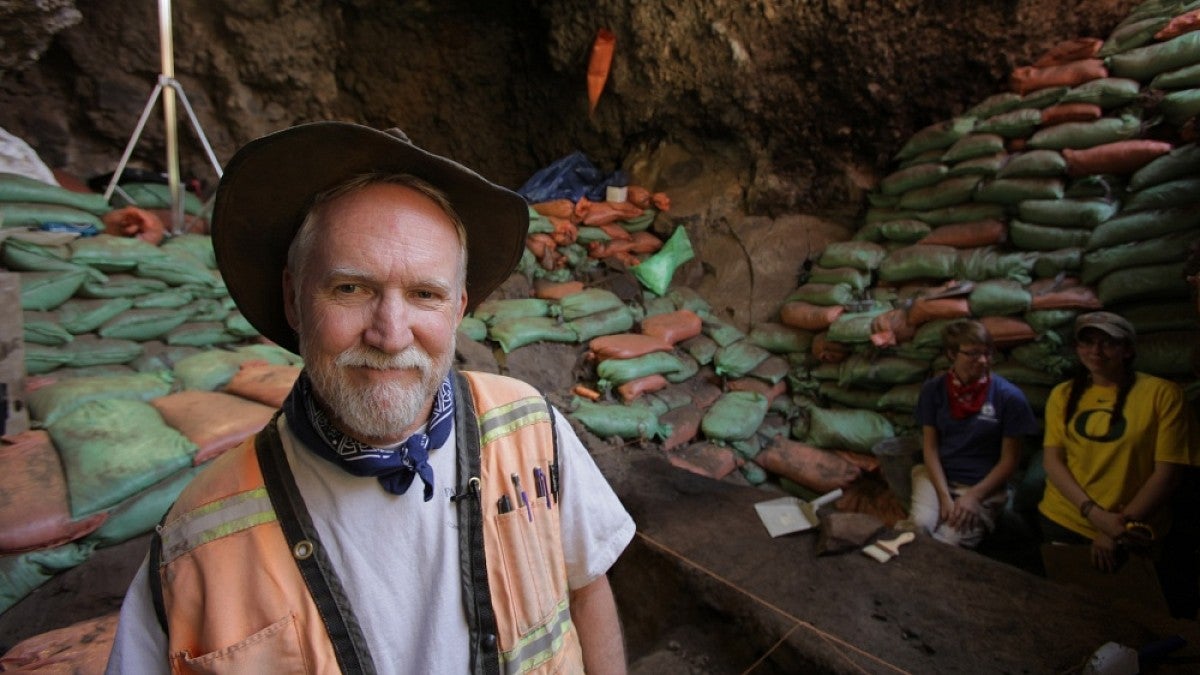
[
  {"x1": 1088, "y1": 208, "x2": 1199, "y2": 249},
  {"x1": 596, "y1": 351, "x2": 689, "y2": 386},
  {"x1": 946, "y1": 153, "x2": 1006, "y2": 177},
  {"x1": 97, "y1": 307, "x2": 192, "y2": 341},
  {"x1": 827, "y1": 308, "x2": 888, "y2": 343},
  {"x1": 1063, "y1": 140, "x2": 1173, "y2": 176},
  {"x1": 894, "y1": 117, "x2": 977, "y2": 160},
  {"x1": 918, "y1": 219, "x2": 1006, "y2": 248},
  {"x1": 569, "y1": 399, "x2": 669, "y2": 440},
  {"x1": 966, "y1": 92, "x2": 1023, "y2": 119},
  {"x1": 977, "y1": 108, "x2": 1043, "y2": 138},
  {"x1": 1040, "y1": 103, "x2": 1103, "y2": 126},
  {"x1": 666, "y1": 443, "x2": 740, "y2": 481},
  {"x1": 968, "y1": 278, "x2": 1032, "y2": 316},
  {"x1": 1058, "y1": 77, "x2": 1142, "y2": 108},
  {"x1": 659, "y1": 405, "x2": 705, "y2": 452},
  {"x1": 2, "y1": 237, "x2": 105, "y2": 280},
  {"x1": 0, "y1": 172, "x2": 109, "y2": 214},
  {"x1": 84, "y1": 464, "x2": 205, "y2": 549},
  {"x1": 758, "y1": 436, "x2": 862, "y2": 493},
  {"x1": 713, "y1": 340, "x2": 771, "y2": 378},
  {"x1": 565, "y1": 305, "x2": 635, "y2": 341},
  {"x1": 555, "y1": 288, "x2": 624, "y2": 321},
  {"x1": 1097, "y1": 261, "x2": 1190, "y2": 305},
  {"x1": 806, "y1": 407, "x2": 895, "y2": 454},
  {"x1": 907, "y1": 297, "x2": 970, "y2": 326},
  {"x1": 631, "y1": 226, "x2": 693, "y2": 295},
  {"x1": 27, "y1": 370, "x2": 174, "y2": 426},
  {"x1": 1028, "y1": 277, "x2": 1104, "y2": 311},
  {"x1": 589, "y1": 333, "x2": 673, "y2": 361},
  {"x1": 134, "y1": 287, "x2": 195, "y2": 309},
  {"x1": 48, "y1": 398, "x2": 197, "y2": 517},
  {"x1": 166, "y1": 322, "x2": 240, "y2": 347},
  {"x1": 786, "y1": 282, "x2": 856, "y2": 306},
  {"x1": 1032, "y1": 248, "x2": 1083, "y2": 278},
  {"x1": 1027, "y1": 114, "x2": 1141, "y2": 150},
  {"x1": 1016, "y1": 198, "x2": 1118, "y2": 228},
  {"x1": 878, "y1": 245, "x2": 958, "y2": 282},
  {"x1": 0, "y1": 541, "x2": 94, "y2": 615},
  {"x1": 1024, "y1": 309, "x2": 1078, "y2": 333},
  {"x1": 819, "y1": 382, "x2": 882, "y2": 411},
  {"x1": 701, "y1": 390, "x2": 768, "y2": 442},
  {"x1": 915, "y1": 203, "x2": 1007, "y2": 226},
  {"x1": 1010, "y1": 59, "x2": 1107, "y2": 95},
  {"x1": 811, "y1": 331, "x2": 853, "y2": 363},
  {"x1": 1123, "y1": 176, "x2": 1200, "y2": 212},
  {"x1": 68, "y1": 234, "x2": 167, "y2": 272},
  {"x1": 1009, "y1": 219, "x2": 1093, "y2": 251},
  {"x1": 1129, "y1": 143, "x2": 1200, "y2": 189},
  {"x1": 780, "y1": 301, "x2": 844, "y2": 331},
  {"x1": 136, "y1": 250, "x2": 221, "y2": 287},
  {"x1": 699, "y1": 310, "x2": 746, "y2": 347},
  {"x1": 616, "y1": 374, "x2": 669, "y2": 403},
  {"x1": 993, "y1": 361, "x2": 1063, "y2": 387},
  {"x1": 975, "y1": 177, "x2": 1065, "y2": 204},
  {"x1": 640, "y1": 309, "x2": 702, "y2": 345},
  {"x1": 1098, "y1": 16, "x2": 1169, "y2": 57},
  {"x1": 1111, "y1": 300, "x2": 1200, "y2": 333},
  {"x1": 878, "y1": 383, "x2": 923, "y2": 413},
  {"x1": 875, "y1": 219, "x2": 932, "y2": 244},
  {"x1": 472, "y1": 298, "x2": 552, "y2": 325},
  {"x1": 747, "y1": 322, "x2": 814, "y2": 354},
  {"x1": 808, "y1": 265, "x2": 872, "y2": 290},
  {"x1": 680, "y1": 334, "x2": 718, "y2": 365},
  {"x1": 153, "y1": 390, "x2": 276, "y2": 464},
  {"x1": 897, "y1": 175, "x2": 981, "y2": 210},
  {"x1": 159, "y1": 233, "x2": 217, "y2": 269},
  {"x1": 979, "y1": 316, "x2": 1037, "y2": 347},
  {"x1": 837, "y1": 352, "x2": 929, "y2": 387},
  {"x1": 218, "y1": 359, "x2": 301, "y2": 408},
  {"x1": 22, "y1": 312, "x2": 72, "y2": 346},
  {"x1": 998, "y1": 150, "x2": 1067, "y2": 178},
  {"x1": 114, "y1": 182, "x2": 205, "y2": 215},
  {"x1": 0, "y1": 610, "x2": 118, "y2": 672},
  {"x1": 173, "y1": 349, "x2": 263, "y2": 391},
  {"x1": 880, "y1": 163, "x2": 948, "y2": 195},
  {"x1": 1107, "y1": 29, "x2": 1200, "y2": 80},
  {"x1": 0, "y1": 431, "x2": 107, "y2": 554},
  {"x1": 819, "y1": 241, "x2": 887, "y2": 271},
  {"x1": 0, "y1": 202, "x2": 103, "y2": 230},
  {"x1": 19, "y1": 269, "x2": 89, "y2": 310},
  {"x1": 1134, "y1": 330, "x2": 1200, "y2": 377}
]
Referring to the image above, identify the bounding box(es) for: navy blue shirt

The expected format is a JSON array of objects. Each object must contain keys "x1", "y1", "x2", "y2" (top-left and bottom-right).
[{"x1": 915, "y1": 373, "x2": 1039, "y2": 485}]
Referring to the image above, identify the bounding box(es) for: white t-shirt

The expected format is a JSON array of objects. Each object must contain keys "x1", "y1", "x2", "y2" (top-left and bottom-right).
[{"x1": 106, "y1": 408, "x2": 634, "y2": 675}]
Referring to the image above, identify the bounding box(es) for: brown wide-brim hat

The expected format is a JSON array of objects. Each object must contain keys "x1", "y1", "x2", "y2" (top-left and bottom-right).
[{"x1": 212, "y1": 121, "x2": 528, "y2": 354}]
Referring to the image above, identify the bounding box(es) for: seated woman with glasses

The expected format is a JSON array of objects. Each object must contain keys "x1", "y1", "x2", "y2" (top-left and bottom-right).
[
  {"x1": 1039, "y1": 312, "x2": 1195, "y2": 578},
  {"x1": 910, "y1": 319, "x2": 1039, "y2": 547}
]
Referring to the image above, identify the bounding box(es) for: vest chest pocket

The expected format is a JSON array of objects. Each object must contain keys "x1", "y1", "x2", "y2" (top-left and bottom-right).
[
  {"x1": 171, "y1": 614, "x2": 308, "y2": 675},
  {"x1": 493, "y1": 503, "x2": 568, "y2": 636}
]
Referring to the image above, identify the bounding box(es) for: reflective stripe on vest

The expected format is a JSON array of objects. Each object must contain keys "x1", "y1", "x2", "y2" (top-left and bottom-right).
[
  {"x1": 478, "y1": 396, "x2": 551, "y2": 447},
  {"x1": 500, "y1": 597, "x2": 574, "y2": 675},
  {"x1": 159, "y1": 486, "x2": 276, "y2": 564}
]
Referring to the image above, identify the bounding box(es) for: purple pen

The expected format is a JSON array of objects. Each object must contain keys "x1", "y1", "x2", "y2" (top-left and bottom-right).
[
  {"x1": 511, "y1": 473, "x2": 532, "y2": 522},
  {"x1": 534, "y1": 467, "x2": 552, "y2": 510}
]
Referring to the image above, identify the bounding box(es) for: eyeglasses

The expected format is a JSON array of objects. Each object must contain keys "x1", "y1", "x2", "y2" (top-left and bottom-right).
[{"x1": 957, "y1": 348, "x2": 992, "y2": 360}]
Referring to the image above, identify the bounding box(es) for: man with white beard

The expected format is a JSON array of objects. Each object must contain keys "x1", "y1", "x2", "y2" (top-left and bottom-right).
[{"x1": 107, "y1": 122, "x2": 635, "y2": 675}]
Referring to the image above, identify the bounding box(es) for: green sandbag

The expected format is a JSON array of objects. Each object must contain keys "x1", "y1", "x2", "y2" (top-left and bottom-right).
[
  {"x1": 819, "y1": 241, "x2": 887, "y2": 271},
  {"x1": 667, "y1": 353, "x2": 700, "y2": 384},
  {"x1": 992, "y1": 361, "x2": 1062, "y2": 387},
  {"x1": 570, "y1": 399, "x2": 669, "y2": 440},
  {"x1": 1087, "y1": 208, "x2": 1200, "y2": 249},
  {"x1": 876, "y1": 220, "x2": 931, "y2": 244},
  {"x1": 968, "y1": 279, "x2": 1032, "y2": 316},
  {"x1": 897, "y1": 175, "x2": 981, "y2": 210},
  {"x1": 166, "y1": 322, "x2": 240, "y2": 347},
  {"x1": 173, "y1": 349, "x2": 257, "y2": 390},
  {"x1": 2, "y1": 238, "x2": 106, "y2": 280},
  {"x1": 458, "y1": 316, "x2": 488, "y2": 342},
  {"x1": 574, "y1": 226, "x2": 610, "y2": 244},
  {"x1": 565, "y1": 305, "x2": 635, "y2": 342},
  {"x1": 807, "y1": 265, "x2": 871, "y2": 291},
  {"x1": 954, "y1": 247, "x2": 1035, "y2": 284},
  {"x1": 24, "y1": 345, "x2": 71, "y2": 375},
  {"x1": 946, "y1": 153, "x2": 1006, "y2": 177},
  {"x1": 1058, "y1": 78, "x2": 1141, "y2": 108},
  {"x1": 826, "y1": 309, "x2": 887, "y2": 344},
  {"x1": 57, "y1": 297, "x2": 135, "y2": 334},
  {"x1": 966, "y1": 92, "x2": 1023, "y2": 119},
  {"x1": 1033, "y1": 248, "x2": 1083, "y2": 278},
  {"x1": 0, "y1": 202, "x2": 104, "y2": 229},
  {"x1": 113, "y1": 182, "x2": 205, "y2": 216},
  {"x1": 912, "y1": 319, "x2": 954, "y2": 349},
  {"x1": 179, "y1": 279, "x2": 228, "y2": 299},
  {"x1": 713, "y1": 340, "x2": 771, "y2": 378},
  {"x1": 472, "y1": 298, "x2": 552, "y2": 325},
  {"x1": 160, "y1": 233, "x2": 217, "y2": 269},
  {"x1": 878, "y1": 383, "x2": 923, "y2": 413},
  {"x1": 680, "y1": 334, "x2": 718, "y2": 365},
  {"x1": 1065, "y1": 174, "x2": 1126, "y2": 199},
  {"x1": 70, "y1": 235, "x2": 168, "y2": 272},
  {"x1": 489, "y1": 316, "x2": 577, "y2": 353},
  {"x1": 188, "y1": 297, "x2": 229, "y2": 322},
  {"x1": 0, "y1": 541, "x2": 96, "y2": 615},
  {"x1": 99, "y1": 308, "x2": 193, "y2": 341},
  {"x1": 76, "y1": 273, "x2": 168, "y2": 299},
  {"x1": 631, "y1": 226, "x2": 694, "y2": 296},
  {"x1": 48, "y1": 399, "x2": 197, "y2": 517},
  {"x1": 0, "y1": 173, "x2": 110, "y2": 215},
  {"x1": 838, "y1": 352, "x2": 929, "y2": 387},
  {"x1": 1108, "y1": 30, "x2": 1200, "y2": 81},
  {"x1": 235, "y1": 343, "x2": 303, "y2": 366},
  {"x1": 915, "y1": 203, "x2": 1007, "y2": 225},
  {"x1": 28, "y1": 370, "x2": 174, "y2": 425},
  {"x1": 747, "y1": 322, "x2": 813, "y2": 354},
  {"x1": 806, "y1": 406, "x2": 894, "y2": 454},
  {"x1": 620, "y1": 209, "x2": 658, "y2": 233},
  {"x1": 1010, "y1": 332, "x2": 1076, "y2": 377},
  {"x1": 224, "y1": 312, "x2": 258, "y2": 338},
  {"x1": 701, "y1": 391, "x2": 769, "y2": 442},
  {"x1": 1097, "y1": 261, "x2": 1190, "y2": 305},
  {"x1": 941, "y1": 134, "x2": 1007, "y2": 163},
  {"x1": 556, "y1": 288, "x2": 625, "y2": 321},
  {"x1": 878, "y1": 245, "x2": 958, "y2": 282},
  {"x1": 137, "y1": 254, "x2": 221, "y2": 287},
  {"x1": 787, "y1": 282, "x2": 855, "y2": 306},
  {"x1": 1098, "y1": 16, "x2": 1169, "y2": 57},
  {"x1": 976, "y1": 108, "x2": 1042, "y2": 137},
  {"x1": 596, "y1": 351, "x2": 688, "y2": 386},
  {"x1": 1027, "y1": 115, "x2": 1142, "y2": 150},
  {"x1": 1024, "y1": 309, "x2": 1077, "y2": 333},
  {"x1": 1123, "y1": 177, "x2": 1200, "y2": 212},
  {"x1": 19, "y1": 269, "x2": 90, "y2": 310},
  {"x1": 57, "y1": 336, "x2": 144, "y2": 368},
  {"x1": 997, "y1": 150, "x2": 1068, "y2": 178},
  {"x1": 134, "y1": 288, "x2": 195, "y2": 309},
  {"x1": 894, "y1": 117, "x2": 977, "y2": 160},
  {"x1": 84, "y1": 464, "x2": 205, "y2": 548},
  {"x1": 1162, "y1": 88, "x2": 1200, "y2": 124},
  {"x1": 667, "y1": 287, "x2": 711, "y2": 314},
  {"x1": 748, "y1": 354, "x2": 789, "y2": 385},
  {"x1": 1134, "y1": 330, "x2": 1200, "y2": 378},
  {"x1": 900, "y1": 148, "x2": 953, "y2": 168},
  {"x1": 819, "y1": 383, "x2": 883, "y2": 410},
  {"x1": 1017, "y1": 198, "x2": 1118, "y2": 228},
  {"x1": 526, "y1": 207, "x2": 553, "y2": 234},
  {"x1": 699, "y1": 310, "x2": 747, "y2": 347},
  {"x1": 1152, "y1": 61, "x2": 1200, "y2": 89},
  {"x1": 975, "y1": 178, "x2": 1065, "y2": 204},
  {"x1": 879, "y1": 163, "x2": 947, "y2": 195},
  {"x1": 1129, "y1": 143, "x2": 1200, "y2": 190},
  {"x1": 1019, "y1": 86, "x2": 1068, "y2": 110},
  {"x1": 23, "y1": 312, "x2": 73, "y2": 346},
  {"x1": 1113, "y1": 300, "x2": 1200, "y2": 333},
  {"x1": 1009, "y1": 220, "x2": 1092, "y2": 251}
]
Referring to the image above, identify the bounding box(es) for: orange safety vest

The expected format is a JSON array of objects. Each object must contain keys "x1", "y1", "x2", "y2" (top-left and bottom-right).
[{"x1": 150, "y1": 371, "x2": 583, "y2": 674}]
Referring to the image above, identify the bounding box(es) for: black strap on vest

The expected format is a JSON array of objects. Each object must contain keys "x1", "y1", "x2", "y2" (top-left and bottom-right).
[
  {"x1": 148, "y1": 516, "x2": 169, "y2": 635},
  {"x1": 453, "y1": 371, "x2": 501, "y2": 675},
  {"x1": 256, "y1": 418, "x2": 378, "y2": 675}
]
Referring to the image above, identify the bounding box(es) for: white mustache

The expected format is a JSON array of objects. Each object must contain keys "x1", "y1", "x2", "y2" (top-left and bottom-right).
[{"x1": 335, "y1": 348, "x2": 432, "y2": 372}]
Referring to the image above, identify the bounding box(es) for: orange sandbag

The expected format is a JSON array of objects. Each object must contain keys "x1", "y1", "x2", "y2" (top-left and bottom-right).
[
  {"x1": 531, "y1": 199, "x2": 575, "y2": 219},
  {"x1": 1029, "y1": 277, "x2": 1104, "y2": 311},
  {"x1": 587, "y1": 238, "x2": 638, "y2": 259},
  {"x1": 651, "y1": 192, "x2": 671, "y2": 211},
  {"x1": 0, "y1": 611, "x2": 118, "y2": 674},
  {"x1": 525, "y1": 232, "x2": 557, "y2": 258},
  {"x1": 979, "y1": 316, "x2": 1037, "y2": 347},
  {"x1": 812, "y1": 332, "x2": 852, "y2": 364},
  {"x1": 907, "y1": 297, "x2": 970, "y2": 326},
  {"x1": 870, "y1": 309, "x2": 916, "y2": 346},
  {"x1": 587, "y1": 28, "x2": 616, "y2": 115},
  {"x1": 596, "y1": 222, "x2": 633, "y2": 241},
  {"x1": 1034, "y1": 38, "x2": 1104, "y2": 67},
  {"x1": 779, "y1": 301, "x2": 845, "y2": 332},
  {"x1": 1064, "y1": 140, "x2": 1173, "y2": 177},
  {"x1": 534, "y1": 279, "x2": 585, "y2": 300},
  {"x1": 588, "y1": 333, "x2": 673, "y2": 361},
  {"x1": 0, "y1": 430, "x2": 107, "y2": 554},
  {"x1": 223, "y1": 362, "x2": 302, "y2": 408},
  {"x1": 581, "y1": 199, "x2": 644, "y2": 226},
  {"x1": 1040, "y1": 103, "x2": 1103, "y2": 127},
  {"x1": 549, "y1": 217, "x2": 578, "y2": 246},
  {"x1": 102, "y1": 206, "x2": 166, "y2": 245},
  {"x1": 757, "y1": 436, "x2": 861, "y2": 493},
  {"x1": 660, "y1": 406, "x2": 704, "y2": 452},
  {"x1": 1157, "y1": 9, "x2": 1200, "y2": 40},
  {"x1": 151, "y1": 390, "x2": 276, "y2": 465},
  {"x1": 918, "y1": 219, "x2": 1007, "y2": 248},
  {"x1": 666, "y1": 442, "x2": 740, "y2": 481},
  {"x1": 727, "y1": 378, "x2": 788, "y2": 406},
  {"x1": 640, "y1": 309, "x2": 703, "y2": 345},
  {"x1": 835, "y1": 450, "x2": 880, "y2": 474},
  {"x1": 618, "y1": 373, "x2": 669, "y2": 403},
  {"x1": 1010, "y1": 59, "x2": 1107, "y2": 95},
  {"x1": 626, "y1": 185, "x2": 653, "y2": 209},
  {"x1": 628, "y1": 231, "x2": 663, "y2": 254}
]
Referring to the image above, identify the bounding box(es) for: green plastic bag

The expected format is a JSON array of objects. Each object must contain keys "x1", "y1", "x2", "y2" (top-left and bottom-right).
[
  {"x1": 48, "y1": 399, "x2": 197, "y2": 517},
  {"x1": 806, "y1": 407, "x2": 895, "y2": 454},
  {"x1": 28, "y1": 370, "x2": 174, "y2": 426},
  {"x1": 701, "y1": 391, "x2": 768, "y2": 442},
  {"x1": 632, "y1": 226, "x2": 694, "y2": 296},
  {"x1": 19, "y1": 269, "x2": 90, "y2": 310}
]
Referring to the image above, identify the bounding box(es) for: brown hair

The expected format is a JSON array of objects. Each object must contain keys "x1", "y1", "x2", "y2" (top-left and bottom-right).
[{"x1": 940, "y1": 319, "x2": 993, "y2": 356}]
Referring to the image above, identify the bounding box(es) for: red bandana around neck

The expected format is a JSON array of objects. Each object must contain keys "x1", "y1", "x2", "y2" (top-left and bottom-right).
[{"x1": 946, "y1": 371, "x2": 990, "y2": 420}]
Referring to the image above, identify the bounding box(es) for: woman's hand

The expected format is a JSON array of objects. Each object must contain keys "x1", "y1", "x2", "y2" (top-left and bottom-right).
[
  {"x1": 947, "y1": 492, "x2": 983, "y2": 530},
  {"x1": 1089, "y1": 508, "x2": 1127, "y2": 540},
  {"x1": 1091, "y1": 531, "x2": 1120, "y2": 572}
]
